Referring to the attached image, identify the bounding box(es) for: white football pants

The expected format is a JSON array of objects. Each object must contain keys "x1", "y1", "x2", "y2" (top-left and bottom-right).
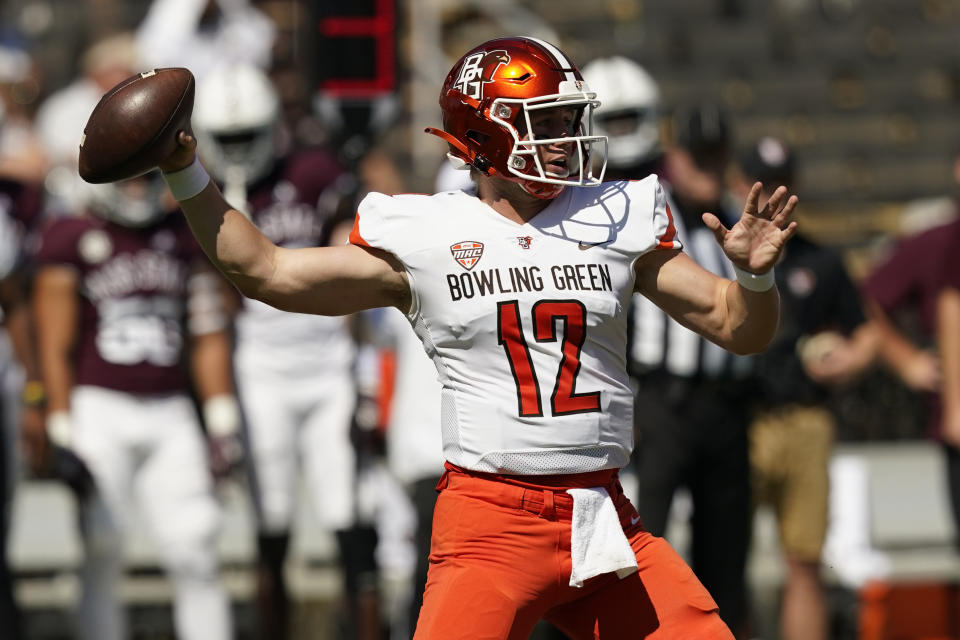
[
  {"x1": 71, "y1": 385, "x2": 231, "y2": 640},
  {"x1": 236, "y1": 367, "x2": 357, "y2": 534}
]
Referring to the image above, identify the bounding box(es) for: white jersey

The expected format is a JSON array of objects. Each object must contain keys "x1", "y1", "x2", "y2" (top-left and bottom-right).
[{"x1": 351, "y1": 177, "x2": 680, "y2": 475}]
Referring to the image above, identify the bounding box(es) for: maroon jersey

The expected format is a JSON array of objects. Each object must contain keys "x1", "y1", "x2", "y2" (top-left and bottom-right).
[
  {"x1": 246, "y1": 148, "x2": 342, "y2": 247},
  {"x1": 35, "y1": 213, "x2": 207, "y2": 394},
  {"x1": 862, "y1": 217, "x2": 960, "y2": 337}
]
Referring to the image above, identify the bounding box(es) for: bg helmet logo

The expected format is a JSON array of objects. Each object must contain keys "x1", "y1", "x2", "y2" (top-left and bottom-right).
[
  {"x1": 450, "y1": 241, "x2": 484, "y2": 270},
  {"x1": 455, "y1": 50, "x2": 510, "y2": 100}
]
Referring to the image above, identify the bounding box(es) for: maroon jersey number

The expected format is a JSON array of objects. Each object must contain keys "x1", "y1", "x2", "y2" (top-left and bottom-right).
[{"x1": 497, "y1": 299, "x2": 601, "y2": 418}]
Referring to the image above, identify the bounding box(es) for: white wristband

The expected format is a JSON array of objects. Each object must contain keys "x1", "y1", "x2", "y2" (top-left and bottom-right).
[
  {"x1": 733, "y1": 265, "x2": 775, "y2": 292},
  {"x1": 162, "y1": 159, "x2": 210, "y2": 201},
  {"x1": 46, "y1": 410, "x2": 73, "y2": 449},
  {"x1": 203, "y1": 394, "x2": 241, "y2": 438}
]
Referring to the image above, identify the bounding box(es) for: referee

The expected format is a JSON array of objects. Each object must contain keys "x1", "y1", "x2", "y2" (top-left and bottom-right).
[{"x1": 629, "y1": 104, "x2": 754, "y2": 637}]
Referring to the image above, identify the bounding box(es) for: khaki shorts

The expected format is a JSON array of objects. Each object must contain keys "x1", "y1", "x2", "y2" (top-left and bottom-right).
[{"x1": 749, "y1": 404, "x2": 834, "y2": 561}]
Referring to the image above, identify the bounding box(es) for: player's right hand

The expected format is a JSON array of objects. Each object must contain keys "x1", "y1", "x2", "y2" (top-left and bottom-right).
[
  {"x1": 50, "y1": 446, "x2": 96, "y2": 500},
  {"x1": 158, "y1": 130, "x2": 198, "y2": 174},
  {"x1": 208, "y1": 433, "x2": 244, "y2": 482}
]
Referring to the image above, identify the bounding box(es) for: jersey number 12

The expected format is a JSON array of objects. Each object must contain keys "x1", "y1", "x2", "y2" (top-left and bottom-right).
[{"x1": 497, "y1": 299, "x2": 601, "y2": 418}]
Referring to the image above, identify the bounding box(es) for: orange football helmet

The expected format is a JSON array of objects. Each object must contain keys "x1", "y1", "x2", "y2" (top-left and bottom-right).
[{"x1": 426, "y1": 36, "x2": 607, "y2": 199}]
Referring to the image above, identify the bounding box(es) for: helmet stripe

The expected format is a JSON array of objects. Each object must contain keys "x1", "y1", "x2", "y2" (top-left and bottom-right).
[{"x1": 522, "y1": 36, "x2": 576, "y2": 82}]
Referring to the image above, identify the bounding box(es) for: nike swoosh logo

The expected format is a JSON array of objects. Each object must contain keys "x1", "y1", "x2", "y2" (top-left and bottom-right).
[
  {"x1": 630, "y1": 514, "x2": 642, "y2": 526},
  {"x1": 577, "y1": 240, "x2": 607, "y2": 250}
]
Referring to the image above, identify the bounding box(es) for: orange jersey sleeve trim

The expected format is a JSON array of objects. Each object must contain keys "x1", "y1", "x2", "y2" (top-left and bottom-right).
[
  {"x1": 657, "y1": 203, "x2": 678, "y2": 249},
  {"x1": 348, "y1": 212, "x2": 370, "y2": 247}
]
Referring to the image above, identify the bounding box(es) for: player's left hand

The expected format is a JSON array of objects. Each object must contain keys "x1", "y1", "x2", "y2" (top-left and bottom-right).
[{"x1": 703, "y1": 182, "x2": 798, "y2": 275}]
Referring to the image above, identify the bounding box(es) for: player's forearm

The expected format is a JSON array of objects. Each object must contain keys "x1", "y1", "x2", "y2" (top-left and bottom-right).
[
  {"x1": 865, "y1": 300, "x2": 926, "y2": 376},
  {"x1": 189, "y1": 330, "x2": 234, "y2": 402},
  {"x1": 722, "y1": 280, "x2": 780, "y2": 355}
]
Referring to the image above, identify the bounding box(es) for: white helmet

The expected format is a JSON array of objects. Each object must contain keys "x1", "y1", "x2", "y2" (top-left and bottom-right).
[
  {"x1": 581, "y1": 56, "x2": 661, "y2": 170},
  {"x1": 193, "y1": 63, "x2": 280, "y2": 188}
]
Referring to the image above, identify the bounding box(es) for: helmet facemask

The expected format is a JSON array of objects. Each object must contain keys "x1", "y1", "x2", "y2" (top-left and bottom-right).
[{"x1": 491, "y1": 83, "x2": 607, "y2": 197}]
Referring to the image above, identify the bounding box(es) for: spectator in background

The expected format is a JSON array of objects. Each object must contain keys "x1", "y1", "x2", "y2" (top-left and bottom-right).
[
  {"x1": 732, "y1": 138, "x2": 877, "y2": 640},
  {"x1": 136, "y1": 0, "x2": 275, "y2": 83},
  {"x1": 627, "y1": 103, "x2": 754, "y2": 637},
  {"x1": 32, "y1": 171, "x2": 239, "y2": 640},
  {"x1": 34, "y1": 32, "x2": 141, "y2": 213},
  {"x1": 861, "y1": 165, "x2": 960, "y2": 539},
  {"x1": 192, "y1": 63, "x2": 383, "y2": 640}
]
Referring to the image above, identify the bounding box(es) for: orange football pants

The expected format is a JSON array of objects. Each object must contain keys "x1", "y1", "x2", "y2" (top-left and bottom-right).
[{"x1": 413, "y1": 464, "x2": 734, "y2": 640}]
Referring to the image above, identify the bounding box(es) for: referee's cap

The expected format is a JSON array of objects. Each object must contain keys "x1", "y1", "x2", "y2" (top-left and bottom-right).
[{"x1": 740, "y1": 136, "x2": 796, "y2": 187}]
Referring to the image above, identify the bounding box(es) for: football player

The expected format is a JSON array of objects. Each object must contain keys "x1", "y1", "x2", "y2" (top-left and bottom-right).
[
  {"x1": 581, "y1": 55, "x2": 663, "y2": 181},
  {"x1": 32, "y1": 171, "x2": 238, "y2": 640},
  {"x1": 157, "y1": 36, "x2": 797, "y2": 639},
  {"x1": 192, "y1": 63, "x2": 379, "y2": 640}
]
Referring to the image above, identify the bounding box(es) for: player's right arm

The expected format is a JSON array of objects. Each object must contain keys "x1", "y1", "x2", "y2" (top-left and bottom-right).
[{"x1": 160, "y1": 132, "x2": 411, "y2": 317}]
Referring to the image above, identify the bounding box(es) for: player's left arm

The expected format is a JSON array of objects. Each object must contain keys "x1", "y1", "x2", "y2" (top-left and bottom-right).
[
  {"x1": 186, "y1": 263, "x2": 243, "y2": 477},
  {"x1": 635, "y1": 183, "x2": 797, "y2": 355}
]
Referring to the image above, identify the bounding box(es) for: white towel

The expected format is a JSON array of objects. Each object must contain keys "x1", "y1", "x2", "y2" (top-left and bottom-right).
[{"x1": 566, "y1": 487, "x2": 639, "y2": 588}]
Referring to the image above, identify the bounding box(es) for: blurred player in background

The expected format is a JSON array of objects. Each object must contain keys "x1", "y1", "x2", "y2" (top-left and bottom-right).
[
  {"x1": 192, "y1": 63, "x2": 381, "y2": 640},
  {"x1": 155, "y1": 35, "x2": 798, "y2": 638},
  {"x1": 32, "y1": 170, "x2": 239, "y2": 640},
  {"x1": 581, "y1": 55, "x2": 663, "y2": 182},
  {"x1": 732, "y1": 138, "x2": 877, "y2": 640}
]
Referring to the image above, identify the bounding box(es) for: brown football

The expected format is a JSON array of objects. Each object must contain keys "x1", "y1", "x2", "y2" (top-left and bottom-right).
[{"x1": 78, "y1": 67, "x2": 195, "y2": 184}]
